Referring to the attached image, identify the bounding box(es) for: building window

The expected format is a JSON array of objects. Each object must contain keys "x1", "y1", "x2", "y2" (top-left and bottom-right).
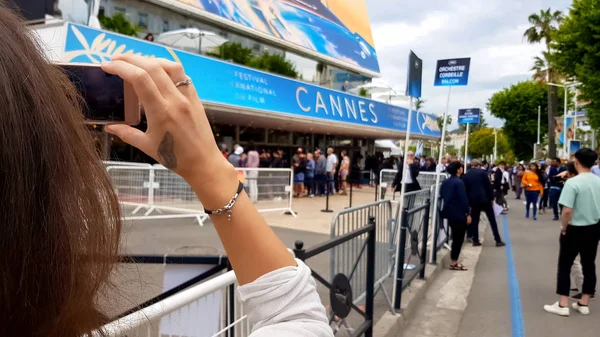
[
  {"x1": 138, "y1": 13, "x2": 148, "y2": 29},
  {"x1": 253, "y1": 43, "x2": 261, "y2": 52},
  {"x1": 180, "y1": 24, "x2": 187, "y2": 29},
  {"x1": 113, "y1": 6, "x2": 126, "y2": 15},
  {"x1": 163, "y1": 20, "x2": 169, "y2": 32},
  {"x1": 99, "y1": 7, "x2": 105, "y2": 17}
]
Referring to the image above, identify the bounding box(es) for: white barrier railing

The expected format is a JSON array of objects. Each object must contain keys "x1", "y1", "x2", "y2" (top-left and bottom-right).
[
  {"x1": 236, "y1": 167, "x2": 296, "y2": 217},
  {"x1": 377, "y1": 169, "x2": 447, "y2": 201},
  {"x1": 102, "y1": 160, "x2": 152, "y2": 168},
  {"x1": 377, "y1": 169, "x2": 397, "y2": 201},
  {"x1": 106, "y1": 165, "x2": 209, "y2": 224},
  {"x1": 96, "y1": 271, "x2": 250, "y2": 337},
  {"x1": 106, "y1": 165, "x2": 296, "y2": 224},
  {"x1": 418, "y1": 171, "x2": 447, "y2": 191}
]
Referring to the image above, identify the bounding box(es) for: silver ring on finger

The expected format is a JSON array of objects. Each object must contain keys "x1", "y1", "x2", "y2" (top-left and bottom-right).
[{"x1": 175, "y1": 76, "x2": 192, "y2": 88}]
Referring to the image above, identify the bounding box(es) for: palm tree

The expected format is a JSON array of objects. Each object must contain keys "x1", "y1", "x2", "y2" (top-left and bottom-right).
[
  {"x1": 414, "y1": 98, "x2": 426, "y2": 111},
  {"x1": 531, "y1": 52, "x2": 550, "y2": 83},
  {"x1": 523, "y1": 8, "x2": 563, "y2": 157}
]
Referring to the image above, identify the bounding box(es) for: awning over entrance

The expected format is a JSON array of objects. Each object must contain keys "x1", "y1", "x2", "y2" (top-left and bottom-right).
[{"x1": 39, "y1": 22, "x2": 441, "y2": 140}]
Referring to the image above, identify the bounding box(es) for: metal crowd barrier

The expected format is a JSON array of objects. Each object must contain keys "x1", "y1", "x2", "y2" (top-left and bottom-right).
[
  {"x1": 418, "y1": 171, "x2": 447, "y2": 190},
  {"x1": 377, "y1": 169, "x2": 447, "y2": 202},
  {"x1": 329, "y1": 188, "x2": 432, "y2": 313},
  {"x1": 102, "y1": 160, "x2": 152, "y2": 168},
  {"x1": 393, "y1": 199, "x2": 432, "y2": 311},
  {"x1": 329, "y1": 200, "x2": 393, "y2": 312},
  {"x1": 238, "y1": 167, "x2": 296, "y2": 217},
  {"x1": 96, "y1": 255, "x2": 249, "y2": 337},
  {"x1": 376, "y1": 169, "x2": 397, "y2": 201},
  {"x1": 105, "y1": 164, "x2": 296, "y2": 224},
  {"x1": 295, "y1": 217, "x2": 377, "y2": 337}
]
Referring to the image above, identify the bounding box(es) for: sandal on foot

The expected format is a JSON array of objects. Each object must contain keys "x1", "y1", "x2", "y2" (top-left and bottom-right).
[{"x1": 449, "y1": 263, "x2": 468, "y2": 271}]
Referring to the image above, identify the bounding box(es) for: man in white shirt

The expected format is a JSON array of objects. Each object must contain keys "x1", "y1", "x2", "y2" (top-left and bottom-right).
[
  {"x1": 326, "y1": 148, "x2": 338, "y2": 195},
  {"x1": 436, "y1": 157, "x2": 448, "y2": 173}
]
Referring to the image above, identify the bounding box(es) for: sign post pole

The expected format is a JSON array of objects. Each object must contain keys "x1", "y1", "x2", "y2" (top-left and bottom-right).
[
  {"x1": 392, "y1": 51, "x2": 422, "y2": 309},
  {"x1": 396, "y1": 96, "x2": 414, "y2": 222},
  {"x1": 429, "y1": 56, "x2": 471, "y2": 264},
  {"x1": 431, "y1": 86, "x2": 451, "y2": 256},
  {"x1": 464, "y1": 123, "x2": 470, "y2": 172}
]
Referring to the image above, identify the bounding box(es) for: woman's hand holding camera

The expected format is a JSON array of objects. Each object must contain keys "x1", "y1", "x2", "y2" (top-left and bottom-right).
[{"x1": 102, "y1": 55, "x2": 238, "y2": 209}]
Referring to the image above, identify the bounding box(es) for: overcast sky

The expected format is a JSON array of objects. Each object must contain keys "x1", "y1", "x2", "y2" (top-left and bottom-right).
[{"x1": 366, "y1": 0, "x2": 572, "y2": 129}]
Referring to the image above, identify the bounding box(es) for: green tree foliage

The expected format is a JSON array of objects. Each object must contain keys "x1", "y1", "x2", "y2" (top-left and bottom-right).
[
  {"x1": 445, "y1": 145, "x2": 458, "y2": 157},
  {"x1": 523, "y1": 7, "x2": 563, "y2": 157},
  {"x1": 98, "y1": 13, "x2": 140, "y2": 37},
  {"x1": 552, "y1": 0, "x2": 600, "y2": 129},
  {"x1": 467, "y1": 128, "x2": 509, "y2": 159},
  {"x1": 246, "y1": 53, "x2": 298, "y2": 78},
  {"x1": 206, "y1": 42, "x2": 253, "y2": 65},
  {"x1": 208, "y1": 43, "x2": 298, "y2": 78},
  {"x1": 487, "y1": 81, "x2": 566, "y2": 160},
  {"x1": 415, "y1": 98, "x2": 426, "y2": 111},
  {"x1": 359, "y1": 88, "x2": 369, "y2": 97}
]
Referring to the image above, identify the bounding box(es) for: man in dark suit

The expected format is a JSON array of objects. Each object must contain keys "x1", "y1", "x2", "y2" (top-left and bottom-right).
[
  {"x1": 392, "y1": 151, "x2": 421, "y2": 193},
  {"x1": 462, "y1": 160, "x2": 505, "y2": 247}
]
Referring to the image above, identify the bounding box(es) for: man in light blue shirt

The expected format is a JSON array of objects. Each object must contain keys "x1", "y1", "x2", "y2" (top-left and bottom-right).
[{"x1": 544, "y1": 148, "x2": 600, "y2": 317}]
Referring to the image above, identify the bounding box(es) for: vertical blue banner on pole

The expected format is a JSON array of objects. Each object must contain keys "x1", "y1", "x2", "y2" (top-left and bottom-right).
[{"x1": 406, "y1": 50, "x2": 423, "y2": 98}]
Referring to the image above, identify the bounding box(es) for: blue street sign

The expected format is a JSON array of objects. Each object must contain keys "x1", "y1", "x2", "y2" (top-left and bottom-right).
[
  {"x1": 434, "y1": 58, "x2": 471, "y2": 86},
  {"x1": 458, "y1": 108, "x2": 481, "y2": 124}
]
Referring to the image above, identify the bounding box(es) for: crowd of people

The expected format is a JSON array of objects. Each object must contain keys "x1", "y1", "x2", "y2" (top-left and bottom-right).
[
  {"x1": 220, "y1": 143, "x2": 366, "y2": 199},
  {"x1": 436, "y1": 149, "x2": 600, "y2": 317}
]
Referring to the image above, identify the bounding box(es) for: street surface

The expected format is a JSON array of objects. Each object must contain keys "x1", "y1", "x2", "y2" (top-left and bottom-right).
[{"x1": 401, "y1": 196, "x2": 600, "y2": 337}]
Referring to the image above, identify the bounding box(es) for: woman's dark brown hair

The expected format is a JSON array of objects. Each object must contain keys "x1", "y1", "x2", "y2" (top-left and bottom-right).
[{"x1": 0, "y1": 4, "x2": 121, "y2": 336}]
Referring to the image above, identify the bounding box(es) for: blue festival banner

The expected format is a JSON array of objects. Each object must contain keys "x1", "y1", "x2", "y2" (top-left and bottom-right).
[
  {"x1": 555, "y1": 116, "x2": 574, "y2": 146},
  {"x1": 62, "y1": 24, "x2": 440, "y2": 137},
  {"x1": 406, "y1": 50, "x2": 422, "y2": 98},
  {"x1": 457, "y1": 108, "x2": 481, "y2": 124},
  {"x1": 434, "y1": 58, "x2": 471, "y2": 86}
]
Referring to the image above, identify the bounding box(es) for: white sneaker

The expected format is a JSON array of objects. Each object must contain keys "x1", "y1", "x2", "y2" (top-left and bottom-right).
[
  {"x1": 544, "y1": 302, "x2": 570, "y2": 316},
  {"x1": 572, "y1": 302, "x2": 590, "y2": 315}
]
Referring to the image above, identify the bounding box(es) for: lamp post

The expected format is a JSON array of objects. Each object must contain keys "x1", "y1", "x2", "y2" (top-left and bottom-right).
[
  {"x1": 547, "y1": 82, "x2": 580, "y2": 158},
  {"x1": 493, "y1": 128, "x2": 498, "y2": 163}
]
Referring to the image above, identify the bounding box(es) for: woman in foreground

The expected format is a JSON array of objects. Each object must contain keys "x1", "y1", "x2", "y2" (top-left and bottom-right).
[{"x1": 0, "y1": 5, "x2": 331, "y2": 337}]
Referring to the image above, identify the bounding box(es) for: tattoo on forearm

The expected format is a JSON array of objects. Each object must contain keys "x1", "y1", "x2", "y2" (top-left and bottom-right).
[{"x1": 157, "y1": 132, "x2": 177, "y2": 169}]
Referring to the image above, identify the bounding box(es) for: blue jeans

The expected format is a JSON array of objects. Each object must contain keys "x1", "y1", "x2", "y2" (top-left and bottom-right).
[
  {"x1": 305, "y1": 175, "x2": 314, "y2": 195},
  {"x1": 549, "y1": 188, "x2": 562, "y2": 219},
  {"x1": 327, "y1": 172, "x2": 335, "y2": 195},
  {"x1": 525, "y1": 190, "x2": 540, "y2": 218},
  {"x1": 314, "y1": 174, "x2": 326, "y2": 195}
]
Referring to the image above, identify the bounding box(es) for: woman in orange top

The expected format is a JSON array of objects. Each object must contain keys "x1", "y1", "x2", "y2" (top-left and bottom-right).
[{"x1": 522, "y1": 163, "x2": 545, "y2": 220}]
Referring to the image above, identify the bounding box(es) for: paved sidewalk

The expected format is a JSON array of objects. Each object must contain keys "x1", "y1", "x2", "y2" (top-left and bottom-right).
[
  {"x1": 399, "y1": 196, "x2": 600, "y2": 337},
  {"x1": 260, "y1": 186, "x2": 380, "y2": 234}
]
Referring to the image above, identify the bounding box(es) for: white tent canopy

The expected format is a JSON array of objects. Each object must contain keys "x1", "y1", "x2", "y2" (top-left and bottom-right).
[
  {"x1": 156, "y1": 28, "x2": 228, "y2": 54},
  {"x1": 375, "y1": 139, "x2": 402, "y2": 156}
]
